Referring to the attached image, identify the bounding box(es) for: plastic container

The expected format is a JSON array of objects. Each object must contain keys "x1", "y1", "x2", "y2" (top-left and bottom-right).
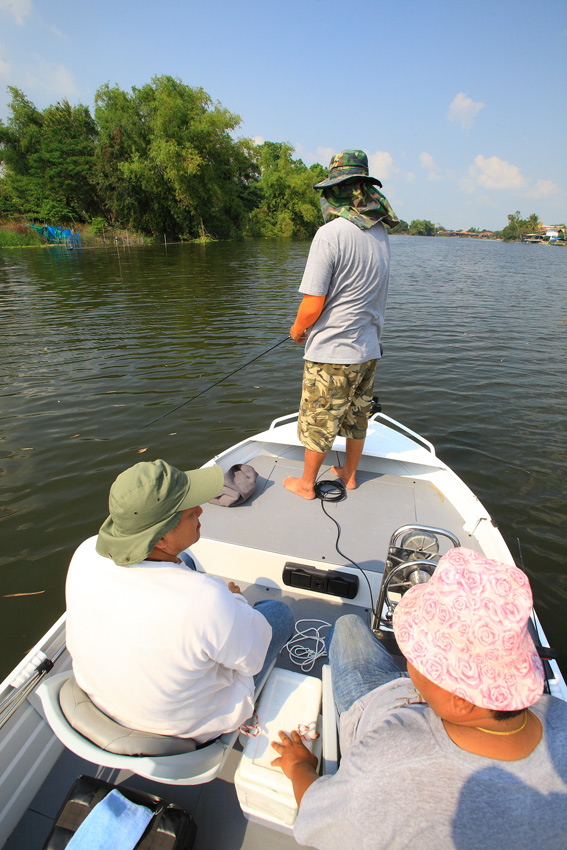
[{"x1": 234, "y1": 668, "x2": 322, "y2": 832}]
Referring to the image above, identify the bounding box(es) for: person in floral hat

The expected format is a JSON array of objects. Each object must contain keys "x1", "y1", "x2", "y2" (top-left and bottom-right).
[
  {"x1": 272, "y1": 548, "x2": 567, "y2": 849},
  {"x1": 284, "y1": 150, "x2": 399, "y2": 499}
]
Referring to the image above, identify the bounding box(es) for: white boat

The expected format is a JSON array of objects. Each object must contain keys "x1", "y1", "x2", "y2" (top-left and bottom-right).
[{"x1": 1, "y1": 410, "x2": 565, "y2": 849}]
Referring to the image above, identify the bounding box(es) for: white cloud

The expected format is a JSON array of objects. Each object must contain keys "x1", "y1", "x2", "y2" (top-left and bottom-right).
[
  {"x1": 251, "y1": 136, "x2": 264, "y2": 146},
  {"x1": 368, "y1": 151, "x2": 398, "y2": 181},
  {"x1": 448, "y1": 92, "x2": 485, "y2": 130},
  {"x1": 528, "y1": 179, "x2": 560, "y2": 199},
  {"x1": 419, "y1": 151, "x2": 443, "y2": 181},
  {"x1": 467, "y1": 154, "x2": 527, "y2": 191},
  {"x1": 23, "y1": 59, "x2": 79, "y2": 99},
  {"x1": 0, "y1": 0, "x2": 32, "y2": 25},
  {"x1": 419, "y1": 152, "x2": 438, "y2": 171},
  {"x1": 0, "y1": 52, "x2": 10, "y2": 77},
  {"x1": 46, "y1": 23, "x2": 64, "y2": 38},
  {"x1": 316, "y1": 146, "x2": 334, "y2": 166}
]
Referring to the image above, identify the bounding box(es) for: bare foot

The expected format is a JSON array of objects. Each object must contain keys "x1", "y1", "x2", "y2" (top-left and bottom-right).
[
  {"x1": 283, "y1": 476, "x2": 316, "y2": 500},
  {"x1": 331, "y1": 465, "x2": 357, "y2": 490}
]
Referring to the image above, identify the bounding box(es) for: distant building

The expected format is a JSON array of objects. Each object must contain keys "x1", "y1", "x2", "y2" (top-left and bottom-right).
[
  {"x1": 541, "y1": 224, "x2": 566, "y2": 240},
  {"x1": 455, "y1": 230, "x2": 494, "y2": 239}
]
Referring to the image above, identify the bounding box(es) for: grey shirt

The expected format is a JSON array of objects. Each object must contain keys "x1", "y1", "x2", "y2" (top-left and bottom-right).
[
  {"x1": 294, "y1": 678, "x2": 567, "y2": 849},
  {"x1": 299, "y1": 217, "x2": 390, "y2": 364}
]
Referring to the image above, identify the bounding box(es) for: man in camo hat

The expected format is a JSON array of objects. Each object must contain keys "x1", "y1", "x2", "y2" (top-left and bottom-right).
[{"x1": 284, "y1": 150, "x2": 398, "y2": 499}]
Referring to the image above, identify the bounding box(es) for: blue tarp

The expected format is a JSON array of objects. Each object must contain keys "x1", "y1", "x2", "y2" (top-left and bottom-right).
[{"x1": 30, "y1": 224, "x2": 82, "y2": 248}]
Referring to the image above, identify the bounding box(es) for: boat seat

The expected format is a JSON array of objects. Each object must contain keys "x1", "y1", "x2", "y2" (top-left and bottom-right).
[
  {"x1": 58, "y1": 677, "x2": 197, "y2": 756},
  {"x1": 35, "y1": 661, "x2": 276, "y2": 786}
]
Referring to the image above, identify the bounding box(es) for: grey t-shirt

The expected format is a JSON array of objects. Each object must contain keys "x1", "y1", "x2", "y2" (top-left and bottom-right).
[
  {"x1": 299, "y1": 217, "x2": 390, "y2": 365},
  {"x1": 294, "y1": 678, "x2": 567, "y2": 850}
]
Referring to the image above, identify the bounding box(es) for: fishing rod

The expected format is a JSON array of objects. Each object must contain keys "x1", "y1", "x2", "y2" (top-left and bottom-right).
[
  {"x1": 0, "y1": 642, "x2": 67, "y2": 731},
  {"x1": 138, "y1": 334, "x2": 292, "y2": 430}
]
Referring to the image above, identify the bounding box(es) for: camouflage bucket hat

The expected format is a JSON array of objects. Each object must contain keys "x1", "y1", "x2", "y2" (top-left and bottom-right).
[{"x1": 313, "y1": 149, "x2": 383, "y2": 190}]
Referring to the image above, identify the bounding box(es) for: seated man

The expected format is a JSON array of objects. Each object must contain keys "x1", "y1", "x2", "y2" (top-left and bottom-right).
[
  {"x1": 272, "y1": 548, "x2": 567, "y2": 849},
  {"x1": 66, "y1": 458, "x2": 294, "y2": 745}
]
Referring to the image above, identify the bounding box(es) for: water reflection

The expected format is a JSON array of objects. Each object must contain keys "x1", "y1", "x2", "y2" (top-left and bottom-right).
[{"x1": 0, "y1": 237, "x2": 566, "y2": 678}]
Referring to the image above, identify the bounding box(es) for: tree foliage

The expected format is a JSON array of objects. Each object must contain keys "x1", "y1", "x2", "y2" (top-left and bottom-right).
[
  {"x1": 246, "y1": 142, "x2": 325, "y2": 238},
  {"x1": 94, "y1": 76, "x2": 260, "y2": 239},
  {"x1": 0, "y1": 87, "x2": 99, "y2": 221},
  {"x1": 409, "y1": 219, "x2": 436, "y2": 236},
  {"x1": 1, "y1": 77, "x2": 446, "y2": 242},
  {"x1": 498, "y1": 210, "x2": 541, "y2": 242},
  {"x1": 389, "y1": 219, "x2": 409, "y2": 234}
]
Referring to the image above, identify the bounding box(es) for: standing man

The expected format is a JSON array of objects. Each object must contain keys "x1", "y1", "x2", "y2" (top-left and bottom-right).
[{"x1": 283, "y1": 150, "x2": 398, "y2": 500}]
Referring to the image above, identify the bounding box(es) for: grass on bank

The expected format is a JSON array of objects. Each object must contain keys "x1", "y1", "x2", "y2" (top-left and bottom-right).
[
  {"x1": 0, "y1": 220, "x2": 161, "y2": 249},
  {"x1": 0, "y1": 222, "x2": 44, "y2": 247}
]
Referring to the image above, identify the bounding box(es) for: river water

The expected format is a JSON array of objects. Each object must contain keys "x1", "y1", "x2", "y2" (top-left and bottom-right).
[{"x1": 1, "y1": 236, "x2": 566, "y2": 680}]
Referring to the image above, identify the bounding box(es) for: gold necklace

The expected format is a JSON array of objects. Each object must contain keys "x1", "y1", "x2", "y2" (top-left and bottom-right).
[{"x1": 474, "y1": 710, "x2": 528, "y2": 736}]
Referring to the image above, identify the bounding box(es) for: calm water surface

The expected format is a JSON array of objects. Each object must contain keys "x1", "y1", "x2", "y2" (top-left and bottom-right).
[{"x1": 1, "y1": 237, "x2": 566, "y2": 680}]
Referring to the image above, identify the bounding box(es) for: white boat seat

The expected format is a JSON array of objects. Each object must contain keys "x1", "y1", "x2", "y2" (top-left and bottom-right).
[
  {"x1": 59, "y1": 676, "x2": 197, "y2": 756},
  {"x1": 35, "y1": 661, "x2": 276, "y2": 786}
]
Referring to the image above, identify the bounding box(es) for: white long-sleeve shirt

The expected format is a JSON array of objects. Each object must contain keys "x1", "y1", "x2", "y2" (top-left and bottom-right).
[{"x1": 65, "y1": 536, "x2": 272, "y2": 743}]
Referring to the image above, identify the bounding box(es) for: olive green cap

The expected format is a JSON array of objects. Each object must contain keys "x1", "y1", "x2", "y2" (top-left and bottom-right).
[
  {"x1": 96, "y1": 459, "x2": 223, "y2": 566},
  {"x1": 313, "y1": 149, "x2": 383, "y2": 190}
]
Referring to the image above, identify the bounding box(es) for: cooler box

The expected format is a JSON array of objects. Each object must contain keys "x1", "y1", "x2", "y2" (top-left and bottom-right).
[{"x1": 234, "y1": 668, "x2": 322, "y2": 833}]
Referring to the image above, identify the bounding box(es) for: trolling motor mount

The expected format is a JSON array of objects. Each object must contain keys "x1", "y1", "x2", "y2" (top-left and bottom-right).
[
  {"x1": 369, "y1": 396, "x2": 382, "y2": 416},
  {"x1": 373, "y1": 524, "x2": 461, "y2": 631}
]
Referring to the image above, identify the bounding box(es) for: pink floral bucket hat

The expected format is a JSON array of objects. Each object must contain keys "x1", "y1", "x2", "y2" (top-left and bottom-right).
[{"x1": 393, "y1": 547, "x2": 544, "y2": 710}]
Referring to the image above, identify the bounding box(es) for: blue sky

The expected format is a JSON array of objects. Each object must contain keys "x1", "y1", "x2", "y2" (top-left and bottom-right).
[{"x1": 0, "y1": 0, "x2": 565, "y2": 230}]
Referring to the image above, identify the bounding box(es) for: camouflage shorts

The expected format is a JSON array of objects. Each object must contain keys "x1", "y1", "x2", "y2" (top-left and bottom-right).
[{"x1": 297, "y1": 359, "x2": 378, "y2": 453}]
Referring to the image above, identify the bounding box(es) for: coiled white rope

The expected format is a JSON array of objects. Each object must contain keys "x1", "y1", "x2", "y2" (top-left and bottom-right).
[{"x1": 284, "y1": 619, "x2": 332, "y2": 673}]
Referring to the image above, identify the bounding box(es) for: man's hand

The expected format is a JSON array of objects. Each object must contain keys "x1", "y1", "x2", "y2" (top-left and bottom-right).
[
  {"x1": 271, "y1": 729, "x2": 317, "y2": 775},
  {"x1": 228, "y1": 581, "x2": 242, "y2": 594},
  {"x1": 290, "y1": 324, "x2": 307, "y2": 344},
  {"x1": 271, "y1": 730, "x2": 319, "y2": 805}
]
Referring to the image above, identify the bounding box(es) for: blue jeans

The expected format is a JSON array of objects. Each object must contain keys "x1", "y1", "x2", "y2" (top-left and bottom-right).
[
  {"x1": 326, "y1": 614, "x2": 402, "y2": 715},
  {"x1": 252, "y1": 600, "x2": 295, "y2": 689}
]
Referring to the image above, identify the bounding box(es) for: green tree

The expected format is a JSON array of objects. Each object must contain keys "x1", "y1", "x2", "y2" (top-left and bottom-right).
[
  {"x1": 389, "y1": 219, "x2": 409, "y2": 234},
  {"x1": 500, "y1": 211, "x2": 530, "y2": 242},
  {"x1": 247, "y1": 142, "x2": 324, "y2": 238},
  {"x1": 0, "y1": 87, "x2": 99, "y2": 222},
  {"x1": 409, "y1": 219, "x2": 436, "y2": 236},
  {"x1": 95, "y1": 75, "x2": 259, "y2": 239}
]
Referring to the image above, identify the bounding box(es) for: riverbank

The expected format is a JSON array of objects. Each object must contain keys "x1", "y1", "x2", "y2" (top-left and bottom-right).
[{"x1": 0, "y1": 220, "x2": 217, "y2": 249}]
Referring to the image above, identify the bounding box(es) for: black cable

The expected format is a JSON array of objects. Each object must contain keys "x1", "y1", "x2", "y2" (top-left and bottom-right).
[
  {"x1": 138, "y1": 335, "x2": 291, "y2": 430},
  {"x1": 314, "y1": 479, "x2": 375, "y2": 616},
  {"x1": 314, "y1": 479, "x2": 346, "y2": 502}
]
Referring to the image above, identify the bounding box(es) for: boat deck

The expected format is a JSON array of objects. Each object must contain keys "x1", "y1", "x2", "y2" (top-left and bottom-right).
[
  {"x1": 3, "y1": 446, "x2": 477, "y2": 849},
  {"x1": 198, "y1": 449, "x2": 477, "y2": 572}
]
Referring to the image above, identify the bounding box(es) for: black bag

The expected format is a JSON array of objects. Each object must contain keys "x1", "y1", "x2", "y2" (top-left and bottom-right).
[{"x1": 42, "y1": 775, "x2": 196, "y2": 850}]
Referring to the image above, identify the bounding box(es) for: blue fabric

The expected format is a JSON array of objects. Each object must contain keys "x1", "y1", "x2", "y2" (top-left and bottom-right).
[
  {"x1": 66, "y1": 789, "x2": 153, "y2": 850},
  {"x1": 252, "y1": 600, "x2": 295, "y2": 688},
  {"x1": 326, "y1": 614, "x2": 402, "y2": 714},
  {"x1": 179, "y1": 551, "x2": 197, "y2": 570}
]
